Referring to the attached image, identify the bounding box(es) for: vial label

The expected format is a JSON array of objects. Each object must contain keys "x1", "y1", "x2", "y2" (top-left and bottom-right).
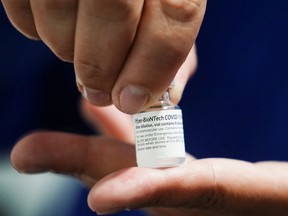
[{"x1": 133, "y1": 109, "x2": 185, "y2": 167}]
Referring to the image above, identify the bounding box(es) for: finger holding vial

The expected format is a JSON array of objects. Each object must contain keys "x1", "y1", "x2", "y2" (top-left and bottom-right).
[
  {"x1": 74, "y1": 0, "x2": 145, "y2": 107},
  {"x1": 112, "y1": 0, "x2": 206, "y2": 114},
  {"x1": 1, "y1": 0, "x2": 206, "y2": 113}
]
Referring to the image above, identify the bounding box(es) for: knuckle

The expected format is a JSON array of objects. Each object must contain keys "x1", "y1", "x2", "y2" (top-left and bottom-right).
[{"x1": 160, "y1": 0, "x2": 205, "y2": 22}]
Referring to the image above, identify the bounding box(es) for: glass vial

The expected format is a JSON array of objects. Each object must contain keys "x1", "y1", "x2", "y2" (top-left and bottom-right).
[{"x1": 133, "y1": 83, "x2": 186, "y2": 168}]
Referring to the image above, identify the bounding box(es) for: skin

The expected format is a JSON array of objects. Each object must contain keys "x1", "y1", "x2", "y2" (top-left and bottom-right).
[
  {"x1": 4, "y1": 1, "x2": 288, "y2": 215},
  {"x1": 1, "y1": 0, "x2": 206, "y2": 114},
  {"x1": 11, "y1": 101, "x2": 288, "y2": 216}
]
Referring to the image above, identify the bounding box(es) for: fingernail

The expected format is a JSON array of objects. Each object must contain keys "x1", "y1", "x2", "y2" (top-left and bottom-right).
[
  {"x1": 119, "y1": 85, "x2": 149, "y2": 114},
  {"x1": 82, "y1": 87, "x2": 111, "y2": 106}
]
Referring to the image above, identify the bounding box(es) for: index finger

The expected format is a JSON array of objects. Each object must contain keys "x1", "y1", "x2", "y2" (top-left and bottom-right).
[{"x1": 10, "y1": 132, "x2": 136, "y2": 187}]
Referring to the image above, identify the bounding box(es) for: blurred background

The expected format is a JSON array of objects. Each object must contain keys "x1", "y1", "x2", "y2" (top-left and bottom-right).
[{"x1": 1, "y1": 0, "x2": 288, "y2": 215}]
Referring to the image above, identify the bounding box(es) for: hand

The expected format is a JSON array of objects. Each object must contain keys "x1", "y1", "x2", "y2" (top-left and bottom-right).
[
  {"x1": 1, "y1": 0, "x2": 206, "y2": 113},
  {"x1": 11, "y1": 101, "x2": 288, "y2": 216}
]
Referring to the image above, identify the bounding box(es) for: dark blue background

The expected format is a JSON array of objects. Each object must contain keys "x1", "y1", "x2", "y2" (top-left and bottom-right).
[
  {"x1": 185, "y1": 1, "x2": 288, "y2": 161},
  {"x1": 1, "y1": 0, "x2": 288, "y2": 215}
]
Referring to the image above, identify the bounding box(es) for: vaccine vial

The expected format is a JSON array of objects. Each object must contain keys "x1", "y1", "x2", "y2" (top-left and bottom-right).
[{"x1": 133, "y1": 83, "x2": 186, "y2": 168}]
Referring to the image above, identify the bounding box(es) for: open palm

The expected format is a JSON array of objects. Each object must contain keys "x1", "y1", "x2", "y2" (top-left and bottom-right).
[{"x1": 11, "y1": 101, "x2": 288, "y2": 216}]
